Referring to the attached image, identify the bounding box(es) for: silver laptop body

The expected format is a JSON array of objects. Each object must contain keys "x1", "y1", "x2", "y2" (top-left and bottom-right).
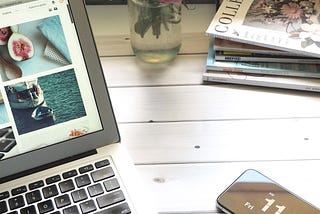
[{"x1": 0, "y1": 1, "x2": 155, "y2": 213}]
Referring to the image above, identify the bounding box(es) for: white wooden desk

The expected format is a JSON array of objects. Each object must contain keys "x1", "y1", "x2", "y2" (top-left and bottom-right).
[{"x1": 87, "y1": 4, "x2": 320, "y2": 214}]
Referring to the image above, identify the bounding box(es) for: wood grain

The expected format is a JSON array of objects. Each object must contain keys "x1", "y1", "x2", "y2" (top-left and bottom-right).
[{"x1": 87, "y1": 4, "x2": 320, "y2": 213}]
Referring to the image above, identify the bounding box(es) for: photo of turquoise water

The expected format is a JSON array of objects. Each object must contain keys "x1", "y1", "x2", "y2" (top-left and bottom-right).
[
  {"x1": 9, "y1": 69, "x2": 86, "y2": 135},
  {"x1": 0, "y1": 104, "x2": 9, "y2": 124}
]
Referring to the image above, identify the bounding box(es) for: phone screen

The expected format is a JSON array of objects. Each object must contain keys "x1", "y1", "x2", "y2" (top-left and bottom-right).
[{"x1": 217, "y1": 169, "x2": 320, "y2": 214}]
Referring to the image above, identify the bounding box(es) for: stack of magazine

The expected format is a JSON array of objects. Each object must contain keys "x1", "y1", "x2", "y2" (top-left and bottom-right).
[{"x1": 204, "y1": 0, "x2": 320, "y2": 92}]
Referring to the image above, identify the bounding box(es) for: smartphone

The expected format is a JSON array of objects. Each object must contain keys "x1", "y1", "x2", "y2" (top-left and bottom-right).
[{"x1": 217, "y1": 169, "x2": 320, "y2": 214}]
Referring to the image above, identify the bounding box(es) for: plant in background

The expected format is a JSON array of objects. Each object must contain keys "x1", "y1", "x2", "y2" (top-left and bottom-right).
[{"x1": 134, "y1": 0, "x2": 184, "y2": 39}]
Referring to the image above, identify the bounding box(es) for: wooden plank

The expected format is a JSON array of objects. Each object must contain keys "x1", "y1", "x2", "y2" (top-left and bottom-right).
[
  {"x1": 95, "y1": 34, "x2": 132, "y2": 57},
  {"x1": 95, "y1": 32, "x2": 210, "y2": 56},
  {"x1": 119, "y1": 118, "x2": 320, "y2": 164},
  {"x1": 135, "y1": 160, "x2": 320, "y2": 213},
  {"x1": 87, "y1": 6, "x2": 320, "y2": 214},
  {"x1": 109, "y1": 85, "x2": 320, "y2": 123},
  {"x1": 101, "y1": 54, "x2": 207, "y2": 87}
]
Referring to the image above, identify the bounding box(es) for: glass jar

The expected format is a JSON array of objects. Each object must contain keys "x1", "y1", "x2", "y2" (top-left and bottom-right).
[{"x1": 128, "y1": 0, "x2": 182, "y2": 64}]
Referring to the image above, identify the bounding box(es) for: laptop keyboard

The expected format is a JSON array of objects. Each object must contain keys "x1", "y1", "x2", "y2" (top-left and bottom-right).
[{"x1": 0, "y1": 158, "x2": 131, "y2": 214}]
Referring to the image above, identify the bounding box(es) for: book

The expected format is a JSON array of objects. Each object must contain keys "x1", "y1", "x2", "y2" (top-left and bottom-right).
[
  {"x1": 203, "y1": 69, "x2": 320, "y2": 92},
  {"x1": 206, "y1": 39, "x2": 320, "y2": 78},
  {"x1": 215, "y1": 50, "x2": 320, "y2": 63},
  {"x1": 214, "y1": 38, "x2": 300, "y2": 56},
  {"x1": 206, "y1": 0, "x2": 320, "y2": 58}
]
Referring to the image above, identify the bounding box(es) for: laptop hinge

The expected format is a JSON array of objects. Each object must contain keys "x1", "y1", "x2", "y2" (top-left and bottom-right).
[{"x1": 0, "y1": 149, "x2": 97, "y2": 184}]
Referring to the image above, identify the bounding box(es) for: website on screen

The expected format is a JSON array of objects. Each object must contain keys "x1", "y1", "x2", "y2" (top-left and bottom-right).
[{"x1": 0, "y1": 0, "x2": 102, "y2": 160}]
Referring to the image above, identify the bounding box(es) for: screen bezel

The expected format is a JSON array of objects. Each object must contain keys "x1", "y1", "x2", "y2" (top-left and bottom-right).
[{"x1": 0, "y1": 0, "x2": 120, "y2": 181}]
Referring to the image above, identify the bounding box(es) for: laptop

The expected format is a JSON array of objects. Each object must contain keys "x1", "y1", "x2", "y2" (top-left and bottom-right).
[{"x1": 0, "y1": 0, "x2": 156, "y2": 213}]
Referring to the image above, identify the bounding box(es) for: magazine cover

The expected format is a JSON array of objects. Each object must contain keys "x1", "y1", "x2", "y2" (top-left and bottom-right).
[
  {"x1": 206, "y1": 0, "x2": 320, "y2": 58},
  {"x1": 206, "y1": 39, "x2": 320, "y2": 78}
]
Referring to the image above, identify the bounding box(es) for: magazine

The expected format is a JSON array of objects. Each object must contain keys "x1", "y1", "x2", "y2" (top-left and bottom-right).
[
  {"x1": 206, "y1": 0, "x2": 320, "y2": 58},
  {"x1": 214, "y1": 38, "x2": 297, "y2": 56},
  {"x1": 203, "y1": 70, "x2": 320, "y2": 92},
  {"x1": 215, "y1": 50, "x2": 320, "y2": 63},
  {"x1": 206, "y1": 39, "x2": 320, "y2": 78}
]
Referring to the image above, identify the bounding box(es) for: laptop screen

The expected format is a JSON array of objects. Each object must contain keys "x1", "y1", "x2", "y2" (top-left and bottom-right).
[{"x1": 0, "y1": 0, "x2": 110, "y2": 175}]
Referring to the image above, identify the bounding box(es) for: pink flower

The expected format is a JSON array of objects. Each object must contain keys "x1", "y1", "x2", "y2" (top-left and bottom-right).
[
  {"x1": 281, "y1": 3, "x2": 303, "y2": 20},
  {"x1": 159, "y1": 0, "x2": 182, "y2": 4}
]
